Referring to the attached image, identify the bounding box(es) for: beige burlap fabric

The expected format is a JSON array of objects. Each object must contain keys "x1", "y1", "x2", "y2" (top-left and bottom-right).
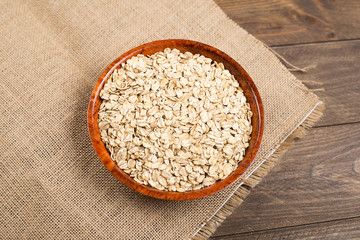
[{"x1": 0, "y1": 0, "x2": 323, "y2": 239}]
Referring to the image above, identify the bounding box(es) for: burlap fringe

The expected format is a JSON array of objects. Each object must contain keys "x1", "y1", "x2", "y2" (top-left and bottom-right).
[
  {"x1": 191, "y1": 103, "x2": 324, "y2": 240},
  {"x1": 264, "y1": 45, "x2": 317, "y2": 73}
]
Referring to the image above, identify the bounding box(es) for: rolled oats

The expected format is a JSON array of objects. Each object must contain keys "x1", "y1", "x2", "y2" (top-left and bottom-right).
[{"x1": 98, "y1": 48, "x2": 252, "y2": 191}]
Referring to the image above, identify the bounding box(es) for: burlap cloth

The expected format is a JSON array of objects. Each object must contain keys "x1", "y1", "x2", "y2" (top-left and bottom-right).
[{"x1": 0, "y1": 0, "x2": 323, "y2": 239}]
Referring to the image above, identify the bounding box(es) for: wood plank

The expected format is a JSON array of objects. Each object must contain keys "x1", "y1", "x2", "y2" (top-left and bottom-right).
[
  {"x1": 273, "y1": 40, "x2": 360, "y2": 126},
  {"x1": 212, "y1": 217, "x2": 360, "y2": 240},
  {"x1": 212, "y1": 122, "x2": 360, "y2": 237},
  {"x1": 215, "y1": 0, "x2": 360, "y2": 46}
]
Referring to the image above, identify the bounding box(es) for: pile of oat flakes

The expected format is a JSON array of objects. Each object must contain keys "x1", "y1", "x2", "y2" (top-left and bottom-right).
[{"x1": 98, "y1": 48, "x2": 252, "y2": 192}]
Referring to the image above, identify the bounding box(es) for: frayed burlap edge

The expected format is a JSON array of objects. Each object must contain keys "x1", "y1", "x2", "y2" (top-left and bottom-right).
[{"x1": 191, "y1": 102, "x2": 324, "y2": 240}]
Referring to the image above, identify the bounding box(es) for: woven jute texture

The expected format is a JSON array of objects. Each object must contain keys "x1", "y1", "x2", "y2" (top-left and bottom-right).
[{"x1": 0, "y1": 0, "x2": 323, "y2": 239}]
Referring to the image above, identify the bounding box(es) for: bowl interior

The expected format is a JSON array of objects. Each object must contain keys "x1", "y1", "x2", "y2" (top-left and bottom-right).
[{"x1": 88, "y1": 39, "x2": 264, "y2": 200}]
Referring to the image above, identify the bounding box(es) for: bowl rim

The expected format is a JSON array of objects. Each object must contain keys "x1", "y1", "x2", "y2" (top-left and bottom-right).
[{"x1": 87, "y1": 39, "x2": 264, "y2": 200}]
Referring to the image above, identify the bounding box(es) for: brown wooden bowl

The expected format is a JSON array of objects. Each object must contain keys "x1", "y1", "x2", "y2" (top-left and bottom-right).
[{"x1": 88, "y1": 39, "x2": 264, "y2": 200}]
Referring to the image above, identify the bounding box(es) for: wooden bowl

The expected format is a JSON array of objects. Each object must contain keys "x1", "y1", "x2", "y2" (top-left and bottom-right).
[{"x1": 88, "y1": 39, "x2": 264, "y2": 200}]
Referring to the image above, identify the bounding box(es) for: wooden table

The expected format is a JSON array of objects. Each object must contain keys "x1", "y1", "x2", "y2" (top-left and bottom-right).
[{"x1": 211, "y1": 1, "x2": 360, "y2": 239}]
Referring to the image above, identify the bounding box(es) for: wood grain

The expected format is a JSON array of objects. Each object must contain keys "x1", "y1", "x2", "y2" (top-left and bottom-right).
[
  {"x1": 88, "y1": 39, "x2": 264, "y2": 200},
  {"x1": 215, "y1": 0, "x2": 360, "y2": 46},
  {"x1": 274, "y1": 40, "x2": 360, "y2": 127},
  {"x1": 212, "y1": 217, "x2": 360, "y2": 239},
  {"x1": 212, "y1": 122, "x2": 360, "y2": 237}
]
